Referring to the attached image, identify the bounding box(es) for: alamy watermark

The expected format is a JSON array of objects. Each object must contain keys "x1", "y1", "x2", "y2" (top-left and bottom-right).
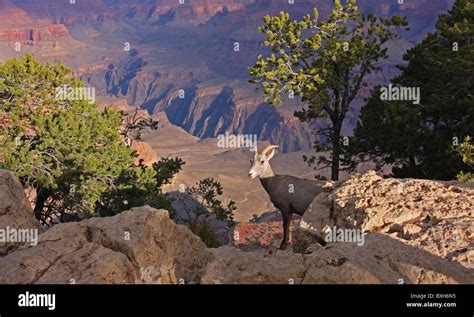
[
  {"x1": 18, "y1": 292, "x2": 55, "y2": 311},
  {"x1": 0, "y1": 226, "x2": 38, "y2": 246},
  {"x1": 217, "y1": 132, "x2": 257, "y2": 151},
  {"x1": 380, "y1": 84, "x2": 420, "y2": 105},
  {"x1": 55, "y1": 85, "x2": 96, "y2": 105},
  {"x1": 324, "y1": 226, "x2": 365, "y2": 246}
]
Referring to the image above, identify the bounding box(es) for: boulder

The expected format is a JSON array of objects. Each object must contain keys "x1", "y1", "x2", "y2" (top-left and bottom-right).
[
  {"x1": 294, "y1": 171, "x2": 474, "y2": 269},
  {"x1": 293, "y1": 189, "x2": 335, "y2": 253},
  {"x1": 201, "y1": 246, "x2": 307, "y2": 284},
  {"x1": 201, "y1": 235, "x2": 473, "y2": 284},
  {"x1": 302, "y1": 234, "x2": 473, "y2": 284},
  {"x1": 0, "y1": 206, "x2": 212, "y2": 284},
  {"x1": 1, "y1": 170, "x2": 472, "y2": 285},
  {"x1": 0, "y1": 169, "x2": 42, "y2": 256}
]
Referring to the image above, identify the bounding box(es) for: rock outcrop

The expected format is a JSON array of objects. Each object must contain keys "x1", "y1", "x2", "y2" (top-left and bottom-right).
[
  {"x1": 202, "y1": 234, "x2": 473, "y2": 284},
  {"x1": 131, "y1": 141, "x2": 157, "y2": 167},
  {"x1": 1, "y1": 170, "x2": 472, "y2": 284},
  {"x1": 209, "y1": 171, "x2": 473, "y2": 284},
  {"x1": 292, "y1": 181, "x2": 338, "y2": 252},
  {"x1": 0, "y1": 0, "x2": 33, "y2": 26},
  {"x1": 0, "y1": 0, "x2": 69, "y2": 43},
  {"x1": 0, "y1": 25, "x2": 69, "y2": 43},
  {"x1": 294, "y1": 171, "x2": 474, "y2": 269},
  {"x1": 0, "y1": 169, "x2": 42, "y2": 256},
  {"x1": 0, "y1": 206, "x2": 211, "y2": 284},
  {"x1": 201, "y1": 246, "x2": 307, "y2": 284}
]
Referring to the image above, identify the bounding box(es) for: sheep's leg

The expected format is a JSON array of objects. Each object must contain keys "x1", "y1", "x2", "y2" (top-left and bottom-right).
[{"x1": 279, "y1": 212, "x2": 291, "y2": 250}]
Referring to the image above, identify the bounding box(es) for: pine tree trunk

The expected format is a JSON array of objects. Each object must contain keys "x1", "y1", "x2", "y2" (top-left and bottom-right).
[
  {"x1": 331, "y1": 143, "x2": 340, "y2": 181},
  {"x1": 33, "y1": 189, "x2": 48, "y2": 221},
  {"x1": 331, "y1": 122, "x2": 342, "y2": 181}
]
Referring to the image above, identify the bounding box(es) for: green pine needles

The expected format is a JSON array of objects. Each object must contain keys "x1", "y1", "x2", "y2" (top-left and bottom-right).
[{"x1": 0, "y1": 54, "x2": 181, "y2": 224}]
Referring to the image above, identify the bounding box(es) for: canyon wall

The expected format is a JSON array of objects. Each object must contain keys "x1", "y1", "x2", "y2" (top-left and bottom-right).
[{"x1": 1, "y1": 0, "x2": 455, "y2": 151}]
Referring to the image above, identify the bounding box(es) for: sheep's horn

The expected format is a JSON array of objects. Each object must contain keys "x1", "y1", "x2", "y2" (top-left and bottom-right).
[{"x1": 261, "y1": 145, "x2": 279, "y2": 156}]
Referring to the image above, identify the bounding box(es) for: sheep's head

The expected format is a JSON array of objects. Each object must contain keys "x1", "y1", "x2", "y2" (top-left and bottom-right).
[{"x1": 248, "y1": 144, "x2": 279, "y2": 179}]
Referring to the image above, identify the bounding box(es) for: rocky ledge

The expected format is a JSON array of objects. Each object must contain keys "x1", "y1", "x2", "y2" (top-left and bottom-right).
[{"x1": 0, "y1": 169, "x2": 472, "y2": 284}]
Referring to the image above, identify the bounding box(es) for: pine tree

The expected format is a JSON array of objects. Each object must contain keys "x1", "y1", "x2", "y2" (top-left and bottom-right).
[
  {"x1": 457, "y1": 136, "x2": 474, "y2": 182},
  {"x1": 351, "y1": 0, "x2": 474, "y2": 180},
  {"x1": 249, "y1": 0, "x2": 408, "y2": 180},
  {"x1": 0, "y1": 55, "x2": 180, "y2": 223}
]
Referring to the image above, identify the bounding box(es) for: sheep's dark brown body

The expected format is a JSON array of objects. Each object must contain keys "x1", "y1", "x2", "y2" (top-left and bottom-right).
[{"x1": 260, "y1": 175, "x2": 324, "y2": 249}]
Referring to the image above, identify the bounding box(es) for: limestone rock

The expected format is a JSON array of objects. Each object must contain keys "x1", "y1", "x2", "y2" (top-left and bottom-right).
[
  {"x1": 1, "y1": 170, "x2": 472, "y2": 285},
  {"x1": 0, "y1": 169, "x2": 42, "y2": 256},
  {"x1": 294, "y1": 171, "x2": 474, "y2": 269},
  {"x1": 0, "y1": 206, "x2": 211, "y2": 284},
  {"x1": 302, "y1": 234, "x2": 473, "y2": 284},
  {"x1": 333, "y1": 172, "x2": 474, "y2": 269},
  {"x1": 201, "y1": 234, "x2": 473, "y2": 284},
  {"x1": 201, "y1": 246, "x2": 307, "y2": 284},
  {"x1": 293, "y1": 190, "x2": 335, "y2": 252}
]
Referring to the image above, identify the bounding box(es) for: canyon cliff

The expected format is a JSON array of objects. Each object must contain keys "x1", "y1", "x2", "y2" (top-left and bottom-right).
[{"x1": 0, "y1": 0, "x2": 455, "y2": 151}]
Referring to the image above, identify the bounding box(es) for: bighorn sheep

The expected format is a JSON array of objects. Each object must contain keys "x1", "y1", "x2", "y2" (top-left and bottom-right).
[{"x1": 249, "y1": 144, "x2": 324, "y2": 250}]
